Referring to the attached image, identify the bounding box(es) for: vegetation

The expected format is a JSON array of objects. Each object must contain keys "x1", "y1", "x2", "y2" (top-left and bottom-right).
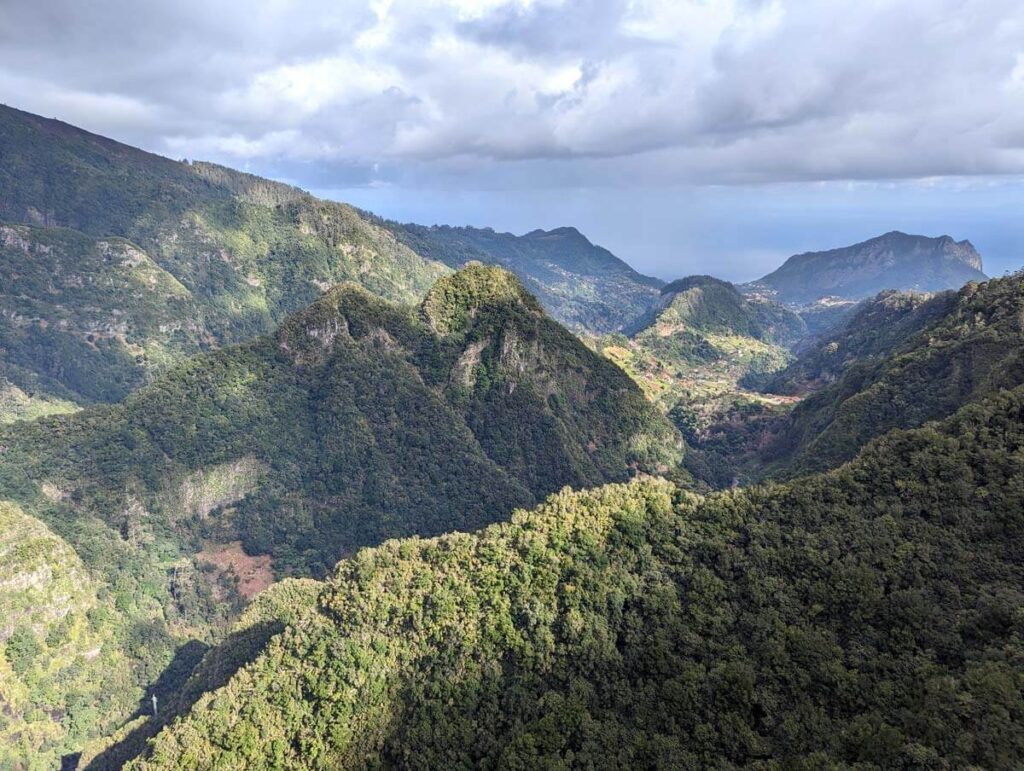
[
  {"x1": 120, "y1": 384, "x2": 1024, "y2": 769},
  {"x1": 375, "y1": 221, "x2": 663, "y2": 333},
  {"x1": 0, "y1": 104, "x2": 450, "y2": 420},
  {"x1": 765, "y1": 290, "x2": 956, "y2": 396},
  {"x1": 743, "y1": 230, "x2": 987, "y2": 305},
  {"x1": 596, "y1": 277, "x2": 804, "y2": 487},
  {"x1": 0, "y1": 501, "x2": 177, "y2": 770},
  {"x1": 760, "y1": 274, "x2": 1023, "y2": 476},
  {"x1": 4, "y1": 105, "x2": 1024, "y2": 770},
  {"x1": 76, "y1": 578, "x2": 323, "y2": 770},
  {"x1": 0, "y1": 266, "x2": 682, "y2": 767},
  {"x1": 0, "y1": 374, "x2": 79, "y2": 424}
]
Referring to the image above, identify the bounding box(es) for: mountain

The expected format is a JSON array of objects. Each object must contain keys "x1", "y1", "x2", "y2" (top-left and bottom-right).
[
  {"x1": 0, "y1": 105, "x2": 663, "y2": 423},
  {"x1": 764, "y1": 289, "x2": 957, "y2": 396},
  {"x1": 0, "y1": 104, "x2": 452, "y2": 420},
  {"x1": 377, "y1": 221, "x2": 664, "y2": 333},
  {"x1": 627, "y1": 275, "x2": 807, "y2": 345},
  {"x1": 0, "y1": 266, "x2": 683, "y2": 767},
  {"x1": 758, "y1": 273, "x2": 1024, "y2": 476},
  {"x1": 599, "y1": 276, "x2": 805, "y2": 477},
  {"x1": 0, "y1": 224, "x2": 206, "y2": 414},
  {"x1": 745, "y1": 231, "x2": 988, "y2": 305},
  {"x1": 108, "y1": 384, "x2": 1024, "y2": 769},
  {"x1": 2, "y1": 262, "x2": 682, "y2": 579}
]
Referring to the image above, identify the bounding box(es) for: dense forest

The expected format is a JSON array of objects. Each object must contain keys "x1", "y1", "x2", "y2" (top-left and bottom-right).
[
  {"x1": 674, "y1": 273, "x2": 1024, "y2": 486},
  {"x1": 759, "y1": 273, "x2": 1024, "y2": 476},
  {"x1": 109, "y1": 383, "x2": 1024, "y2": 769},
  {"x1": 0, "y1": 265, "x2": 681, "y2": 768},
  {"x1": 2, "y1": 104, "x2": 1022, "y2": 770}
]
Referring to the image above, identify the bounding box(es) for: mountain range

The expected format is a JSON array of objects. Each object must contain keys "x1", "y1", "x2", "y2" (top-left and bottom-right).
[
  {"x1": 0, "y1": 105, "x2": 993, "y2": 428},
  {"x1": 0, "y1": 104, "x2": 450, "y2": 422},
  {"x1": 1, "y1": 104, "x2": 1022, "y2": 769},
  {"x1": 0, "y1": 264, "x2": 682, "y2": 767},
  {"x1": 374, "y1": 220, "x2": 664, "y2": 333},
  {"x1": 599, "y1": 276, "x2": 804, "y2": 468},
  {"x1": 0, "y1": 104, "x2": 660, "y2": 425},
  {"x1": 679, "y1": 272, "x2": 1024, "y2": 486},
  {"x1": 759, "y1": 274, "x2": 1024, "y2": 475},
  {"x1": 105, "y1": 366, "x2": 1024, "y2": 770}
]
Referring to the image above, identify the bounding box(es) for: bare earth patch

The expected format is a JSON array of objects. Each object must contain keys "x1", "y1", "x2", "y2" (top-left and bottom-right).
[{"x1": 197, "y1": 542, "x2": 274, "y2": 600}]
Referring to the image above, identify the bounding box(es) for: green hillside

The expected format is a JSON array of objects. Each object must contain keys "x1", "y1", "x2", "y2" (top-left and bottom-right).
[
  {"x1": 0, "y1": 266, "x2": 682, "y2": 768},
  {"x1": 761, "y1": 274, "x2": 1022, "y2": 475},
  {"x1": 598, "y1": 277, "x2": 805, "y2": 486},
  {"x1": 378, "y1": 221, "x2": 663, "y2": 333},
  {"x1": 0, "y1": 264, "x2": 680, "y2": 576},
  {"x1": 0, "y1": 224, "x2": 205, "y2": 408},
  {"x1": 117, "y1": 384, "x2": 1024, "y2": 769},
  {"x1": 0, "y1": 502, "x2": 139, "y2": 768},
  {"x1": 0, "y1": 104, "x2": 451, "y2": 419},
  {"x1": 765, "y1": 289, "x2": 956, "y2": 396},
  {"x1": 3, "y1": 104, "x2": 1023, "y2": 771}
]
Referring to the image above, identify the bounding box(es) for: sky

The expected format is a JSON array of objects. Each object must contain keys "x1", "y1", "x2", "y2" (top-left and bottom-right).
[{"x1": 2, "y1": 0, "x2": 1023, "y2": 281}]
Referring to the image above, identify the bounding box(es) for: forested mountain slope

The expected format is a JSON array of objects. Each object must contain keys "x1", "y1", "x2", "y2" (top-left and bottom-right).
[
  {"x1": 0, "y1": 264, "x2": 680, "y2": 576},
  {"x1": 628, "y1": 275, "x2": 807, "y2": 345},
  {"x1": 761, "y1": 273, "x2": 1023, "y2": 475},
  {"x1": 119, "y1": 385, "x2": 1024, "y2": 770},
  {"x1": 0, "y1": 105, "x2": 668, "y2": 422},
  {"x1": 600, "y1": 276, "x2": 805, "y2": 464},
  {"x1": 0, "y1": 104, "x2": 450, "y2": 418},
  {"x1": 0, "y1": 502, "x2": 143, "y2": 765},
  {"x1": 744, "y1": 230, "x2": 987, "y2": 305},
  {"x1": 765, "y1": 289, "x2": 957, "y2": 396},
  {"x1": 0, "y1": 266, "x2": 681, "y2": 768},
  {"x1": 379, "y1": 221, "x2": 663, "y2": 332}
]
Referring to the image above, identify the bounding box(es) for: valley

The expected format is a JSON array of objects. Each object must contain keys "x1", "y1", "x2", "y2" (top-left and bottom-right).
[{"x1": 0, "y1": 105, "x2": 1020, "y2": 770}]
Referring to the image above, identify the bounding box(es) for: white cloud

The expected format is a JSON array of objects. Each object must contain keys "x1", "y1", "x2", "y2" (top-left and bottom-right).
[{"x1": 1, "y1": 0, "x2": 1022, "y2": 187}]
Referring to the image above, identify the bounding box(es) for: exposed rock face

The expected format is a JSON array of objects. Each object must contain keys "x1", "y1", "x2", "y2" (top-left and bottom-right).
[{"x1": 744, "y1": 231, "x2": 987, "y2": 305}]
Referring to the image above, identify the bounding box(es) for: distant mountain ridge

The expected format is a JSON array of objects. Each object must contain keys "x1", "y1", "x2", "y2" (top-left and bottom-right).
[
  {"x1": 744, "y1": 231, "x2": 987, "y2": 305},
  {"x1": 0, "y1": 103, "x2": 452, "y2": 419},
  {"x1": 0, "y1": 104, "x2": 665, "y2": 423},
  {"x1": 632, "y1": 275, "x2": 806, "y2": 345},
  {"x1": 376, "y1": 220, "x2": 664, "y2": 333}
]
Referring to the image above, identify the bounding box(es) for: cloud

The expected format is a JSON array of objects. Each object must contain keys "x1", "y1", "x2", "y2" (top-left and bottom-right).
[{"x1": 1, "y1": 0, "x2": 1022, "y2": 188}]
